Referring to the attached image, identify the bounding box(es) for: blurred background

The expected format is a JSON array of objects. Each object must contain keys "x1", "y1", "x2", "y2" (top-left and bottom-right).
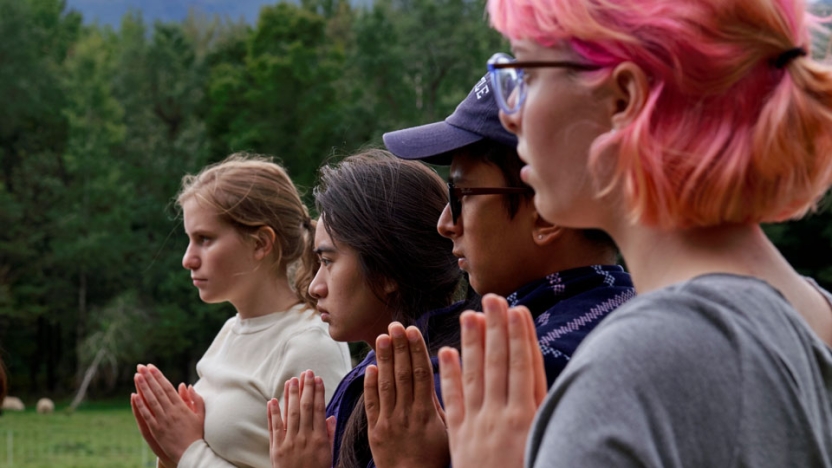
[{"x1": 0, "y1": 0, "x2": 831, "y2": 465}]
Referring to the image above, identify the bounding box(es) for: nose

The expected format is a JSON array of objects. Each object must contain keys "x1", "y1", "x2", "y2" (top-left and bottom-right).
[
  {"x1": 309, "y1": 268, "x2": 327, "y2": 300},
  {"x1": 499, "y1": 108, "x2": 520, "y2": 136},
  {"x1": 437, "y1": 203, "x2": 460, "y2": 239},
  {"x1": 182, "y1": 243, "x2": 200, "y2": 271}
]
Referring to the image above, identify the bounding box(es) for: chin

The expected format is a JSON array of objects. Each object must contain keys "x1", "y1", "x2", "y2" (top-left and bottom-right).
[
  {"x1": 198, "y1": 292, "x2": 224, "y2": 305},
  {"x1": 328, "y1": 328, "x2": 347, "y2": 343}
]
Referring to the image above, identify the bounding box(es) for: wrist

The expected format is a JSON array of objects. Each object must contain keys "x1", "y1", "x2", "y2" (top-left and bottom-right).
[{"x1": 172, "y1": 437, "x2": 203, "y2": 465}]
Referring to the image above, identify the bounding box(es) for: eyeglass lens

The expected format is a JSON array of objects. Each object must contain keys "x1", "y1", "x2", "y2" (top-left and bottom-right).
[
  {"x1": 448, "y1": 183, "x2": 460, "y2": 224},
  {"x1": 489, "y1": 53, "x2": 523, "y2": 114}
]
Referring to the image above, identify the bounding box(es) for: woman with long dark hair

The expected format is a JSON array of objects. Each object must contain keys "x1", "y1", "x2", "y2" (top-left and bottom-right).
[{"x1": 268, "y1": 150, "x2": 467, "y2": 468}]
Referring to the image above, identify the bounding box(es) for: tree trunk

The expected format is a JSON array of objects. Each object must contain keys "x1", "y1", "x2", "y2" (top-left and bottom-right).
[
  {"x1": 68, "y1": 346, "x2": 105, "y2": 411},
  {"x1": 76, "y1": 270, "x2": 87, "y2": 382}
]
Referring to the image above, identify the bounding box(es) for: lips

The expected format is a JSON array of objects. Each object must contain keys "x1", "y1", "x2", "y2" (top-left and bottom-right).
[
  {"x1": 191, "y1": 277, "x2": 207, "y2": 287},
  {"x1": 317, "y1": 306, "x2": 331, "y2": 322},
  {"x1": 520, "y1": 165, "x2": 531, "y2": 184},
  {"x1": 452, "y1": 251, "x2": 467, "y2": 270}
]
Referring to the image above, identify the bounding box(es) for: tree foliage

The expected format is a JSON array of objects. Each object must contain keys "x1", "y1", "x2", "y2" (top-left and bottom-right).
[{"x1": 1, "y1": 0, "x2": 829, "y2": 401}]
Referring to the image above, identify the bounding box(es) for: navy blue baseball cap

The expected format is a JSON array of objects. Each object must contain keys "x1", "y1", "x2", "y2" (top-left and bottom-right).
[{"x1": 383, "y1": 74, "x2": 518, "y2": 165}]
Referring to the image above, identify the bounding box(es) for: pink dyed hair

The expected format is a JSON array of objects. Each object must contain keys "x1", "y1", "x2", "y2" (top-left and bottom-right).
[{"x1": 489, "y1": 0, "x2": 832, "y2": 228}]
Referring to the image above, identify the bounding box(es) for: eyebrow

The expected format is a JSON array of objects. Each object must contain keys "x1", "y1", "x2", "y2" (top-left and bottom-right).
[
  {"x1": 313, "y1": 246, "x2": 338, "y2": 256},
  {"x1": 185, "y1": 228, "x2": 209, "y2": 237}
]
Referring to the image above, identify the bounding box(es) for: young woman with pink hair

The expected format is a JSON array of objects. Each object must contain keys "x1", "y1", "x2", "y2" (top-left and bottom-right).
[{"x1": 438, "y1": 0, "x2": 832, "y2": 466}]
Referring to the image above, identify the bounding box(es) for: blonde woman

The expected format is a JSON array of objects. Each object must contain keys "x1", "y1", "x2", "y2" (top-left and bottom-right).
[{"x1": 132, "y1": 155, "x2": 352, "y2": 468}]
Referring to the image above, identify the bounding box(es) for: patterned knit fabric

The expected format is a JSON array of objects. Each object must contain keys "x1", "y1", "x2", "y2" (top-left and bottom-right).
[{"x1": 507, "y1": 265, "x2": 635, "y2": 386}]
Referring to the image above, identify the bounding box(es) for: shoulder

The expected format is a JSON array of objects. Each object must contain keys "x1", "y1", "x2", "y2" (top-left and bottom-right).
[
  {"x1": 577, "y1": 275, "x2": 767, "y2": 364},
  {"x1": 527, "y1": 279, "x2": 753, "y2": 467},
  {"x1": 281, "y1": 306, "x2": 344, "y2": 346}
]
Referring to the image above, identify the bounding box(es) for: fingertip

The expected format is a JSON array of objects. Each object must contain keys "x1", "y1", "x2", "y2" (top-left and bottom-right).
[
  {"x1": 376, "y1": 334, "x2": 391, "y2": 351},
  {"x1": 482, "y1": 293, "x2": 508, "y2": 311},
  {"x1": 481, "y1": 293, "x2": 499, "y2": 306},
  {"x1": 508, "y1": 307, "x2": 522, "y2": 325},
  {"x1": 405, "y1": 326, "x2": 422, "y2": 343},
  {"x1": 438, "y1": 347, "x2": 458, "y2": 365},
  {"x1": 460, "y1": 311, "x2": 482, "y2": 330}
]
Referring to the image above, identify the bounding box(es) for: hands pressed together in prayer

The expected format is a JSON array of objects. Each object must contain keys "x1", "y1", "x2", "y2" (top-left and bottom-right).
[
  {"x1": 133, "y1": 293, "x2": 546, "y2": 468},
  {"x1": 267, "y1": 294, "x2": 546, "y2": 468},
  {"x1": 267, "y1": 321, "x2": 451, "y2": 468},
  {"x1": 131, "y1": 364, "x2": 205, "y2": 468},
  {"x1": 364, "y1": 323, "x2": 450, "y2": 468},
  {"x1": 439, "y1": 294, "x2": 548, "y2": 468},
  {"x1": 268, "y1": 370, "x2": 335, "y2": 468}
]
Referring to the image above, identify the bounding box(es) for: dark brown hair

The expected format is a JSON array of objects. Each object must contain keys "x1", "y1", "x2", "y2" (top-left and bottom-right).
[
  {"x1": 177, "y1": 153, "x2": 319, "y2": 308},
  {"x1": 314, "y1": 149, "x2": 462, "y2": 468}
]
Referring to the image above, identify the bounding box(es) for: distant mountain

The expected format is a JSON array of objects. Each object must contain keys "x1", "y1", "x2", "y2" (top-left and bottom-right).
[{"x1": 65, "y1": 0, "x2": 279, "y2": 27}]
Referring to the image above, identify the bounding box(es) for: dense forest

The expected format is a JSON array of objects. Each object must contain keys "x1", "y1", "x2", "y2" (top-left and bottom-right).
[{"x1": 1, "y1": 0, "x2": 831, "y2": 401}]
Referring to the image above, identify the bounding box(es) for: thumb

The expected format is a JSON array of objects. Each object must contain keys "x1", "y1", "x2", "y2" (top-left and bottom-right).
[
  {"x1": 189, "y1": 385, "x2": 206, "y2": 417},
  {"x1": 179, "y1": 383, "x2": 195, "y2": 411},
  {"x1": 326, "y1": 415, "x2": 337, "y2": 449}
]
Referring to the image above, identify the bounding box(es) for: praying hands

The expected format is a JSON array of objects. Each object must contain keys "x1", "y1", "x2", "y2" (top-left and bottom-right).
[{"x1": 438, "y1": 294, "x2": 548, "y2": 468}]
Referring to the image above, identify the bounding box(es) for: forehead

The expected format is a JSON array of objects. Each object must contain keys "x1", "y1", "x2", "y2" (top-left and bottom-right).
[
  {"x1": 314, "y1": 216, "x2": 348, "y2": 254},
  {"x1": 313, "y1": 216, "x2": 333, "y2": 247},
  {"x1": 511, "y1": 38, "x2": 580, "y2": 60},
  {"x1": 449, "y1": 150, "x2": 508, "y2": 185},
  {"x1": 181, "y1": 197, "x2": 224, "y2": 231}
]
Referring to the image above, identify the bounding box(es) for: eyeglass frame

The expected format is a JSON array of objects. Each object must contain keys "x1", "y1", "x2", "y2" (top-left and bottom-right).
[
  {"x1": 487, "y1": 52, "x2": 602, "y2": 115},
  {"x1": 447, "y1": 182, "x2": 533, "y2": 224}
]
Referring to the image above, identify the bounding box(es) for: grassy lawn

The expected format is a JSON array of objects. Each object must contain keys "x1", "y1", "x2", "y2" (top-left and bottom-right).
[{"x1": 0, "y1": 400, "x2": 155, "y2": 468}]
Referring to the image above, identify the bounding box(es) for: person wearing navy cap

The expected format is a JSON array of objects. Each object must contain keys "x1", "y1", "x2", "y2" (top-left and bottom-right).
[{"x1": 354, "y1": 73, "x2": 637, "y2": 468}]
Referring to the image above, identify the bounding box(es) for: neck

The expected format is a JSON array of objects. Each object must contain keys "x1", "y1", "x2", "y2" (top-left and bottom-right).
[
  {"x1": 610, "y1": 222, "x2": 781, "y2": 294},
  {"x1": 610, "y1": 221, "x2": 832, "y2": 346},
  {"x1": 233, "y1": 273, "x2": 301, "y2": 320}
]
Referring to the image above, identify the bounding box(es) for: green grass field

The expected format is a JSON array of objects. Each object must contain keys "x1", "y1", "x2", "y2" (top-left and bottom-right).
[{"x1": 0, "y1": 400, "x2": 155, "y2": 468}]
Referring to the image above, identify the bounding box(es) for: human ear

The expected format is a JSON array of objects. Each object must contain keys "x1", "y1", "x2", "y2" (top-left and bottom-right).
[
  {"x1": 608, "y1": 62, "x2": 650, "y2": 131},
  {"x1": 253, "y1": 226, "x2": 277, "y2": 261},
  {"x1": 531, "y1": 212, "x2": 565, "y2": 246},
  {"x1": 382, "y1": 278, "x2": 398, "y2": 295}
]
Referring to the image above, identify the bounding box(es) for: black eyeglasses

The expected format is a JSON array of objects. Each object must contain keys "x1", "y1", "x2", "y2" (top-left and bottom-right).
[
  {"x1": 448, "y1": 182, "x2": 532, "y2": 224},
  {"x1": 487, "y1": 52, "x2": 603, "y2": 114}
]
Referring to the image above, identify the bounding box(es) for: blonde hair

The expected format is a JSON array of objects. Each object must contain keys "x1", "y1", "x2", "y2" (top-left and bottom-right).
[{"x1": 177, "y1": 153, "x2": 318, "y2": 308}]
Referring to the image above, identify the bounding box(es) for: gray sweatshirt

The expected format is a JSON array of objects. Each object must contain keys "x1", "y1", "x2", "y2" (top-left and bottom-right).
[{"x1": 528, "y1": 274, "x2": 832, "y2": 467}]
